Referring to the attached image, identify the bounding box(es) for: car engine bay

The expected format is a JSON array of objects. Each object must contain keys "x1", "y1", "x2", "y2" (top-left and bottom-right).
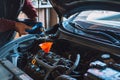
[{"x1": 0, "y1": 30, "x2": 120, "y2": 80}]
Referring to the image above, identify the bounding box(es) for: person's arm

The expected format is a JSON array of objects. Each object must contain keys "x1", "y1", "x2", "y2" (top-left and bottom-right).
[
  {"x1": 0, "y1": 18, "x2": 15, "y2": 32},
  {"x1": 22, "y1": 0, "x2": 37, "y2": 21},
  {"x1": 0, "y1": 18, "x2": 31, "y2": 36}
]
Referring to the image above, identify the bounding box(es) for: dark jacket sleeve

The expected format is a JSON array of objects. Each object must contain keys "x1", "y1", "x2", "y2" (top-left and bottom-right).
[
  {"x1": 0, "y1": 18, "x2": 16, "y2": 32},
  {"x1": 22, "y1": 0, "x2": 37, "y2": 19}
]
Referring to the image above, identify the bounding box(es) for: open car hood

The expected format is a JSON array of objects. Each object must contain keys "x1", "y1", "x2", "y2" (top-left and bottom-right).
[{"x1": 49, "y1": 0, "x2": 120, "y2": 18}]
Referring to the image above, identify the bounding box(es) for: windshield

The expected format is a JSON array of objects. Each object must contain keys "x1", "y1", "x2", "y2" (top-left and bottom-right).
[{"x1": 68, "y1": 10, "x2": 120, "y2": 30}]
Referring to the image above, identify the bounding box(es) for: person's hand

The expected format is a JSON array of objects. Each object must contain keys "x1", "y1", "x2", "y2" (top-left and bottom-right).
[{"x1": 15, "y1": 22, "x2": 32, "y2": 36}]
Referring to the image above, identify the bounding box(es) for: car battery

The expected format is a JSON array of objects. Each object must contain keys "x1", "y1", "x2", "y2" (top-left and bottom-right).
[
  {"x1": 0, "y1": 59, "x2": 33, "y2": 80},
  {"x1": 84, "y1": 60, "x2": 120, "y2": 80}
]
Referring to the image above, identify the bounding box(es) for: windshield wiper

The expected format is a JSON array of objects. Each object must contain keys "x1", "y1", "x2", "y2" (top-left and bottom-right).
[{"x1": 69, "y1": 22, "x2": 120, "y2": 45}]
